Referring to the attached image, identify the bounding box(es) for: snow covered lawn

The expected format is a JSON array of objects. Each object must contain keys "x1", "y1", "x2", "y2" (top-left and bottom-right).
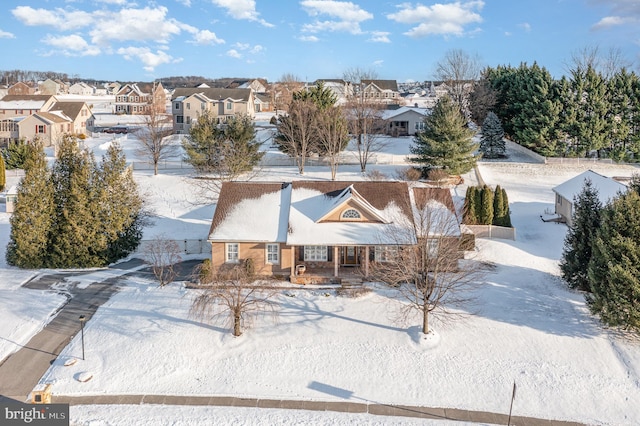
[
  {"x1": 36, "y1": 162, "x2": 640, "y2": 426},
  {"x1": 3, "y1": 130, "x2": 640, "y2": 425}
]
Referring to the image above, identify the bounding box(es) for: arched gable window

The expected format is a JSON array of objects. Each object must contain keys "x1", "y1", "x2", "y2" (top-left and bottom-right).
[{"x1": 341, "y1": 208, "x2": 361, "y2": 220}]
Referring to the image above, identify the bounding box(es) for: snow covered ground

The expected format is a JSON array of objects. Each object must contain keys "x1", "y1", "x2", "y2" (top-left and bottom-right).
[{"x1": 2, "y1": 129, "x2": 640, "y2": 425}]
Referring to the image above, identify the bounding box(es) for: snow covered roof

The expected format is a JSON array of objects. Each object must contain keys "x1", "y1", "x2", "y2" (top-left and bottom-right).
[
  {"x1": 552, "y1": 170, "x2": 627, "y2": 205},
  {"x1": 209, "y1": 181, "x2": 460, "y2": 247},
  {"x1": 209, "y1": 182, "x2": 291, "y2": 242},
  {"x1": 382, "y1": 106, "x2": 430, "y2": 120}
]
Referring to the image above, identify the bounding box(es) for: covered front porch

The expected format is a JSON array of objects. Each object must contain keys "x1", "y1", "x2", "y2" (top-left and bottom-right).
[{"x1": 289, "y1": 245, "x2": 373, "y2": 285}]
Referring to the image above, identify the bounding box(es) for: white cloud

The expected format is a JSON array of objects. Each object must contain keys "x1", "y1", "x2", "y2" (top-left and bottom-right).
[
  {"x1": 190, "y1": 30, "x2": 225, "y2": 45},
  {"x1": 234, "y1": 42, "x2": 251, "y2": 50},
  {"x1": 299, "y1": 35, "x2": 320, "y2": 42},
  {"x1": 12, "y1": 6, "x2": 93, "y2": 30},
  {"x1": 301, "y1": 0, "x2": 373, "y2": 35},
  {"x1": 176, "y1": 0, "x2": 192, "y2": 6},
  {"x1": 117, "y1": 46, "x2": 174, "y2": 71},
  {"x1": 0, "y1": 29, "x2": 15, "y2": 39},
  {"x1": 368, "y1": 31, "x2": 390, "y2": 43},
  {"x1": 372, "y1": 59, "x2": 384, "y2": 67},
  {"x1": 519, "y1": 22, "x2": 531, "y2": 32},
  {"x1": 592, "y1": 16, "x2": 636, "y2": 30},
  {"x1": 387, "y1": 1, "x2": 484, "y2": 38},
  {"x1": 95, "y1": 0, "x2": 129, "y2": 4},
  {"x1": 90, "y1": 7, "x2": 183, "y2": 45},
  {"x1": 226, "y1": 49, "x2": 242, "y2": 59},
  {"x1": 210, "y1": 0, "x2": 273, "y2": 27},
  {"x1": 250, "y1": 45, "x2": 264, "y2": 54},
  {"x1": 42, "y1": 34, "x2": 101, "y2": 56}
]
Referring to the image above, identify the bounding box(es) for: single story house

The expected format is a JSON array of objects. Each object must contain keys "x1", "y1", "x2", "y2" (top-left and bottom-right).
[
  {"x1": 552, "y1": 170, "x2": 627, "y2": 226},
  {"x1": 382, "y1": 106, "x2": 430, "y2": 136},
  {"x1": 208, "y1": 181, "x2": 465, "y2": 284}
]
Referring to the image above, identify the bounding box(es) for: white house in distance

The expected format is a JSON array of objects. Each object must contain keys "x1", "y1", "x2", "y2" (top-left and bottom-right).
[
  {"x1": 382, "y1": 106, "x2": 430, "y2": 136},
  {"x1": 552, "y1": 170, "x2": 628, "y2": 226}
]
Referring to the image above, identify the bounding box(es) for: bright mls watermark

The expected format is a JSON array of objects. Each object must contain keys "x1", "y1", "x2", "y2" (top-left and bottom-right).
[{"x1": 2, "y1": 403, "x2": 68, "y2": 425}]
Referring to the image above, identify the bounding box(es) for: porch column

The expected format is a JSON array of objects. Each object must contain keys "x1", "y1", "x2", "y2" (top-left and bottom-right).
[
  {"x1": 334, "y1": 246, "x2": 339, "y2": 277},
  {"x1": 365, "y1": 246, "x2": 370, "y2": 277},
  {"x1": 290, "y1": 246, "x2": 296, "y2": 280}
]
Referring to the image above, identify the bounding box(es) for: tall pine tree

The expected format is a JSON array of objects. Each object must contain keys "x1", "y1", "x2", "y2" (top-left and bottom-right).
[
  {"x1": 409, "y1": 96, "x2": 478, "y2": 176},
  {"x1": 463, "y1": 186, "x2": 478, "y2": 225},
  {"x1": 6, "y1": 141, "x2": 54, "y2": 268},
  {"x1": 480, "y1": 111, "x2": 505, "y2": 158},
  {"x1": 48, "y1": 136, "x2": 103, "y2": 268},
  {"x1": 96, "y1": 141, "x2": 145, "y2": 263},
  {"x1": 560, "y1": 179, "x2": 602, "y2": 291},
  {"x1": 587, "y1": 190, "x2": 640, "y2": 330},
  {"x1": 479, "y1": 185, "x2": 494, "y2": 225}
]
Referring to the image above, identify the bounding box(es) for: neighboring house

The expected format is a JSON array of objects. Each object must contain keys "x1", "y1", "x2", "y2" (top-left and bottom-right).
[
  {"x1": 105, "y1": 82, "x2": 121, "y2": 95},
  {"x1": 18, "y1": 111, "x2": 71, "y2": 149},
  {"x1": 313, "y1": 79, "x2": 353, "y2": 105},
  {"x1": 552, "y1": 170, "x2": 627, "y2": 226},
  {"x1": 48, "y1": 101, "x2": 95, "y2": 134},
  {"x1": 69, "y1": 82, "x2": 95, "y2": 95},
  {"x1": 0, "y1": 95, "x2": 58, "y2": 119},
  {"x1": 0, "y1": 95, "x2": 93, "y2": 145},
  {"x1": 382, "y1": 106, "x2": 430, "y2": 136},
  {"x1": 8, "y1": 82, "x2": 36, "y2": 96},
  {"x1": 171, "y1": 88, "x2": 255, "y2": 134},
  {"x1": 254, "y1": 93, "x2": 273, "y2": 112},
  {"x1": 208, "y1": 181, "x2": 464, "y2": 284},
  {"x1": 227, "y1": 78, "x2": 268, "y2": 93},
  {"x1": 114, "y1": 82, "x2": 166, "y2": 115},
  {"x1": 360, "y1": 79, "x2": 400, "y2": 104},
  {"x1": 39, "y1": 79, "x2": 60, "y2": 95}
]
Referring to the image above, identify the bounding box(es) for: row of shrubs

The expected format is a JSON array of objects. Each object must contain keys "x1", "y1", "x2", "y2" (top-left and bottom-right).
[{"x1": 463, "y1": 185, "x2": 512, "y2": 227}]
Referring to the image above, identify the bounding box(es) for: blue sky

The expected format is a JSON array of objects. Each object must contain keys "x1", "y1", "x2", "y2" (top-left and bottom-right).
[{"x1": 1, "y1": 0, "x2": 639, "y2": 83}]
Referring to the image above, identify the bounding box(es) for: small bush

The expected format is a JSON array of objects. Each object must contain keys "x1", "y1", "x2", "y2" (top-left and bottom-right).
[
  {"x1": 395, "y1": 167, "x2": 422, "y2": 181},
  {"x1": 365, "y1": 170, "x2": 388, "y2": 181}
]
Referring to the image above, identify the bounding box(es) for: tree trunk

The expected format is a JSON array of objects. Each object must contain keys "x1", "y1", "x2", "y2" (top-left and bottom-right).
[
  {"x1": 154, "y1": 161, "x2": 158, "y2": 176},
  {"x1": 233, "y1": 313, "x2": 242, "y2": 336},
  {"x1": 422, "y1": 304, "x2": 429, "y2": 334}
]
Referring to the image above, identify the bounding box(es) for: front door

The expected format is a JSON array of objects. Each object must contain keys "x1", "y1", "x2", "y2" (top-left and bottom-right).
[{"x1": 343, "y1": 246, "x2": 359, "y2": 265}]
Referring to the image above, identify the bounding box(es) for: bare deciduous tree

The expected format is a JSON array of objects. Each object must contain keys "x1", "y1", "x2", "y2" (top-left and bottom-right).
[
  {"x1": 370, "y1": 188, "x2": 482, "y2": 334},
  {"x1": 144, "y1": 236, "x2": 182, "y2": 287},
  {"x1": 191, "y1": 262, "x2": 279, "y2": 337},
  {"x1": 135, "y1": 106, "x2": 176, "y2": 175},
  {"x1": 316, "y1": 105, "x2": 350, "y2": 180},
  {"x1": 274, "y1": 98, "x2": 318, "y2": 175},
  {"x1": 435, "y1": 49, "x2": 482, "y2": 114},
  {"x1": 344, "y1": 98, "x2": 387, "y2": 173},
  {"x1": 566, "y1": 45, "x2": 632, "y2": 80}
]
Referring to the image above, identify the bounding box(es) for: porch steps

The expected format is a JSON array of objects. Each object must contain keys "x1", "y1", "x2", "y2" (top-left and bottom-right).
[{"x1": 340, "y1": 277, "x2": 363, "y2": 287}]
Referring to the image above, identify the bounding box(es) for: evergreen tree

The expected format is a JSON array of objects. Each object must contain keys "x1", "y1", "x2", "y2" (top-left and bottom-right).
[
  {"x1": 560, "y1": 179, "x2": 602, "y2": 291},
  {"x1": 566, "y1": 65, "x2": 610, "y2": 156},
  {"x1": 6, "y1": 142, "x2": 54, "y2": 268},
  {"x1": 500, "y1": 187, "x2": 512, "y2": 227},
  {"x1": 2, "y1": 139, "x2": 31, "y2": 169},
  {"x1": 183, "y1": 112, "x2": 263, "y2": 180},
  {"x1": 0, "y1": 154, "x2": 5, "y2": 192},
  {"x1": 607, "y1": 69, "x2": 640, "y2": 161},
  {"x1": 48, "y1": 136, "x2": 102, "y2": 268},
  {"x1": 97, "y1": 141, "x2": 145, "y2": 263},
  {"x1": 463, "y1": 186, "x2": 478, "y2": 225},
  {"x1": 409, "y1": 96, "x2": 478, "y2": 176},
  {"x1": 479, "y1": 185, "x2": 494, "y2": 225},
  {"x1": 492, "y1": 185, "x2": 505, "y2": 226},
  {"x1": 587, "y1": 191, "x2": 640, "y2": 330},
  {"x1": 480, "y1": 112, "x2": 506, "y2": 158},
  {"x1": 293, "y1": 81, "x2": 337, "y2": 110}
]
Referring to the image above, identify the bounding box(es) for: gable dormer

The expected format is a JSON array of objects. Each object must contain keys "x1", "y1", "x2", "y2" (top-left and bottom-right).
[{"x1": 318, "y1": 185, "x2": 389, "y2": 224}]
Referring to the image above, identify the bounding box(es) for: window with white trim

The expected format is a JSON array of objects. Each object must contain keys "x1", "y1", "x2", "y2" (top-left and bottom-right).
[
  {"x1": 375, "y1": 246, "x2": 397, "y2": 262},
  {"x1": 266, "y1": 244, "x2": 279, "y2": 264},
  {"x1": 225, "y1": 243, "x2": 239, "y2": 263},
  {"x1": 426, "y1": 239, "x2": 439, "y2": 258},
  {"x1": 304, "y1": 246, "x2": 328, "y2": 261},
  {"x1": 341, "y1": 208, "x2": 361, "y2": 220}
]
